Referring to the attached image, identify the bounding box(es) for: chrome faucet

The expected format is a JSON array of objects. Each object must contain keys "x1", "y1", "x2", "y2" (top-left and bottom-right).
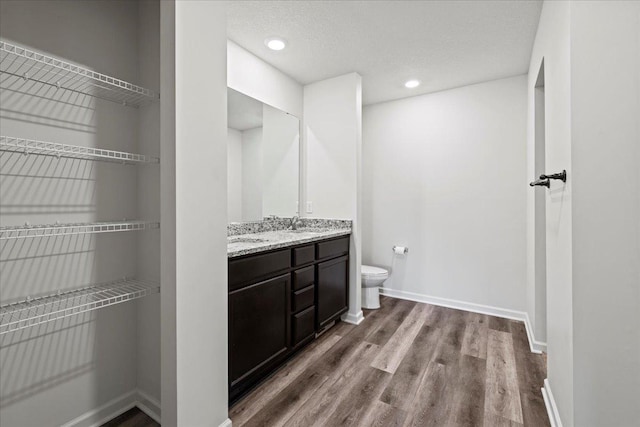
[{"x1": 290, "y1": 216, "x2": 301, "y2": 230}]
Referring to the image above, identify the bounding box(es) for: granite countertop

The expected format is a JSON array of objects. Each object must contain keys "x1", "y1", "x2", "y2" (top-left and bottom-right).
[{"x1": 228, "y1": 219, "x2": 351, "y2": 258}]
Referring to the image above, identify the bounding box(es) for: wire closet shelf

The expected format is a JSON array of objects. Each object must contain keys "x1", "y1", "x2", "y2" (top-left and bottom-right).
[
  {"x1": 0, "y1": 136, "x2": 160, "y2": 164},
  {"x1": 0, "y1": 40, "x2": 159, "y2": 107},
  {"x1": 0, "y1": 220, "x2": 160, "y2": 240},
  {"x1": 0, "y1": 278, "x2": 160, "y2": 335}
]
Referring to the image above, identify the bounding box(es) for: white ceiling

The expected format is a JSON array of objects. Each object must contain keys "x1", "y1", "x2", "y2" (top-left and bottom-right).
[
  {"x1": 227, "y1": 0, "x2": 542, "y2": 105},
  {"x1": 228, "y1": 88, "x2": 263, "y2": 131}
]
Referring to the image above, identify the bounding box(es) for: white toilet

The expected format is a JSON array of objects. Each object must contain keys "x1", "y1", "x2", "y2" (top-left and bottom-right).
[{"x1": 361, "y1": 265, "x2": 389, "y2": 309}]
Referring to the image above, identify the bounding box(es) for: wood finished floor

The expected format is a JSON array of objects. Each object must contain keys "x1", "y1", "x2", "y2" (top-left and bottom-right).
[
  {"x1": 230, "y1": 296, "x2": 550, "y2": 427},
  {"x1": 103, "y1": 297, "x2": 549, "y2": 427},
  {"x1": 101, "y1": 407, "x2": 159, "y2": 427}
]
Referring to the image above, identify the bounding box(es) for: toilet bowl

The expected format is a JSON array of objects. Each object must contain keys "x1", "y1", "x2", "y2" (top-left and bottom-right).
[{"x1": 361, "y1": 265, "x2": 389, "y2": 309}]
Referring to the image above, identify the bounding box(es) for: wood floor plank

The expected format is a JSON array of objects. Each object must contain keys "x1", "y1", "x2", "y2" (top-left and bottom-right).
[
  {"x1": 519, "y1": 391, "x2": 551, "y2": 427},
  {"x1": 379, "y1": 324, "x2": 442, "y2": 409},
  {"x1": 283, "y1": 341, "x2": 380, "y2": 427},
  {"x1": 461, "y1": 322, "x2": 489, "y2": 360},
  {"x1": 484, "y1": 330, "x2": 524, "y2": 424},
  {"x1": 322, "y1": 367, "x2": 392, "y2": 426},
  {"x1": 241, "y1": 305, "x2": 401, "y2": 427},
  {"x1": 404, "y1": 310, "x2": 464, "y2": 425},
  {"x1": 442, "y1": 309, "x2": 467, "y2": 348},
  {"x1": 345, "y1": 298, "x2": 408, "y2": 344},
  {"x1": 509, "y1": 321, "x2": 546, "y2": 393},
  {"x1": 371, "y1": 303, "x2": 429, "y2": 373},
  {"x1": 240, "y1": 366, "x2": 330, "y2": 427},
  {"x1": 100, "y1": 408, "x2": 159, "y2": 427},
  {"x1": 507, "y1": 321, "x2": 532, "y2": 356},
  {"x1": 483, "y1": 412, "x2": 524, "y2": 427},
  {"x1": 423, "y1": 304, "x2": 451, "y2": 329},
  {"x1": 431, "y1": 308, "x2": 466, "y2": 366},
  {"x1": 327, "y1": 318, "x2": 358, "y2": 338},
  {"x1": 365, "y1": 299, "x2": 416, "y2": 346},
  {"x1": 508, "y1": 321, "x2": 550, "y2": 427},
  {"x1": 462, "y1": 312, "x2": 489, "y2": 359},
  {"x1": 488, "y1": 316, "x2": 511, "y2": 332},
  {"x1": 447, "y1": 354, "x2": 487, "y2": 426},
  {"x1": 403, "y1": 361, "x2": 451, "y2": 427},
  {"x1": 360, "y1": 401, "x2": 407, "y2": 427},
  {"x1": 229, "y1": 334, "x2": 342, "y2": 425}
]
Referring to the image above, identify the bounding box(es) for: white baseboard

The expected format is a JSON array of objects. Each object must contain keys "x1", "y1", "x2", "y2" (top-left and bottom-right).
[
  {"x1": 341, "y1": 310, "x2": 364, "y2": 325},
  {"x1": 523, "y1": 312, "x2": 547, "y2": 353},
  {"x1": 380, "y1": 287, "x2": 547, "y2": 354},
  {"x1": 135, "y1": 389, "x2": 161, "y2": 424},
  {"x1": 61, "y1": 389, "x2": 160, "y2": 427},
  {"x1": 219, "y1": 418, "x2": 233, "y2": 427},
  {"x1": 60, "y1": 390, "x2": 137, "y2": 427},
  {"x1": 542, "y1": 378, "x2": 563, "y2": 427}
]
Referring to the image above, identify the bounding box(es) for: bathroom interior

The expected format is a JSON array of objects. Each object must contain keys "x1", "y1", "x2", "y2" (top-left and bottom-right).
[{"x1": 0, "y1": 1, "x2": 639, "y2": 427}]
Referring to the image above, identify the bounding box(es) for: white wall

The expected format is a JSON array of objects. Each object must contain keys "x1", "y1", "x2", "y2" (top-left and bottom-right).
[
  {"x1": 526, "y1": 2, "x2": 574, "y2": 425},
  {"x1": 262, "y1": 104, "x2": 300, "y2": 218},
  {"x1": 527, "y1": 2, "x2": 640, "y2": 425},
  {"x1": 227, "y1": 40, "x2": 303, "y2": 118},
  {"x1": 136, "y1": 0, "x2": 162, "y2": 414},
  {"x1": 363, "y1": 75, "x2": 528, "y2": 313},
  {"x1": 160, "y1": 1, "x2": 229, "y2": 425},
  {"x1": 303, "y1": 72, "x2": 363, "y2": 324},
  {"x1": 227, "y1": 128, "x2": 243, "y2": 222},
  {"x1": 0, "y1": 1, "x2": 144, "y2": 425},
  {"x1": 241, "y1": 127, "x2": 263, "y2": 221},
  {"x1": 305, "y1": 74, "x2": 362, "y2": 221},
  {"x1": 570, "y1": 1, "x2": 640, "y2": 425}
]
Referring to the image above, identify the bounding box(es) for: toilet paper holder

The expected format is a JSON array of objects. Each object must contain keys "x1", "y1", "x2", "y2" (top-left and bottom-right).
[{"x1": 393, "y1": 246, "x2": 409, "y2": 254}]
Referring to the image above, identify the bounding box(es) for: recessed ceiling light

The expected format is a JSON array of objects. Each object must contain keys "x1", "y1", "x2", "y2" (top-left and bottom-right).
[
  {"x1": 265, "y1": 37, "x2": 287, "y2": 51},
  {"x1": 404, "y1": 79, "x2": 420, "y2": 89}
]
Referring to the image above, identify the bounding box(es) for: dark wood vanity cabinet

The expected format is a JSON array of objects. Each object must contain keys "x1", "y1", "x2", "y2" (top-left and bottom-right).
[{"x1": 228, "y1": 235, "x2": 350, "y2": 403}]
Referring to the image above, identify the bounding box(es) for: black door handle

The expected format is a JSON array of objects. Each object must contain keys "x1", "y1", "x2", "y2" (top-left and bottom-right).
[
  {"x1": 540, "y1": 170, "x2": 567, "y2": 182},
  {"x1": 530, "y1": 178, "x2": 550, "y2": 188}
]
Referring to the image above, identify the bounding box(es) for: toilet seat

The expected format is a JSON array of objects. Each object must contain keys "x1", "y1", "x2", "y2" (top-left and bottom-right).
[{"x1": 362, "y1": 265, "x2": 388, "y2": 278}]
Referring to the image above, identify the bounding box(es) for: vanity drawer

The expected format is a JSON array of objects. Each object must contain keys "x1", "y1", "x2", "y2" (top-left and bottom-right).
[
  {"x1": 316, "y1": 236, "x2": 350, "y2": 260},
  {"x1": 292, "y1": 284, "x2": 315, "y2": 313},
  {"x1": 292, "y1": 306, "x2": 315, "y2": 346},
  {"x1": 292, "y1": 265, "x2": 315, "y2": 290},
  {"x1": 229, "y1": 249, "x2": 291, "y2": 291},
  {"x1": 293, "y1": 244, "x2": 315, "y2": 267}
]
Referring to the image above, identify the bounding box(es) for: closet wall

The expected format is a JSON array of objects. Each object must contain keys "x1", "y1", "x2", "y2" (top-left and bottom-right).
[
  {"x1": 0, "y1": 1, "x2": 160, "y2": 426},
  {"x1": 136, "y1": 0, "x2": 161, "y2": 413}
]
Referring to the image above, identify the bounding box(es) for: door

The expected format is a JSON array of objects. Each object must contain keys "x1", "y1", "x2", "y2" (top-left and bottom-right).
[
  {"x1": 228, "y1": 273, "x2": 290, "y2": 387},
  {"x1": 534, "y1": 62, "x2": 547, "y2": 344},
  {"x1": 533, "y1": 57, "x2": 572, "y2": 372},
  {"x1": 316, "y1": 255, "x2": 349, "y2": 328}
]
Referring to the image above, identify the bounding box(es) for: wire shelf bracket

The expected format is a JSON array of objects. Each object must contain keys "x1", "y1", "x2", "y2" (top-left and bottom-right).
[
  {"x1": 0, "y1": 278, "x2": 160, "y2": 335},
  {"x1": 0, "y1": 40, "x2": 159, "y2": 107},
  {"x1": 0, "y1": 136, "x2": 159, "y2": 164},
  {"x1": 0, "y1": 220, "x2": 160, "y2": 240}
]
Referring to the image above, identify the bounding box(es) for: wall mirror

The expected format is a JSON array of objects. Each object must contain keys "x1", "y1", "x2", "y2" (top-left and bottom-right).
[{"x1": 227, "y1": 88, "x2": 300, "y2": 223}]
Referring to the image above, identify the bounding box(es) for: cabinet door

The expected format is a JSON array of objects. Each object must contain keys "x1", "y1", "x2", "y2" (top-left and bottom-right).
[
  {"x1": 292, "y1": 306, "x2": 316, "y2": 346},
  {"x1": 316, "y1": 255, "x2": 349, "y2": 328},
  {"x1": 229, "y1": 273, "x2": 290, "y2": 387}
]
